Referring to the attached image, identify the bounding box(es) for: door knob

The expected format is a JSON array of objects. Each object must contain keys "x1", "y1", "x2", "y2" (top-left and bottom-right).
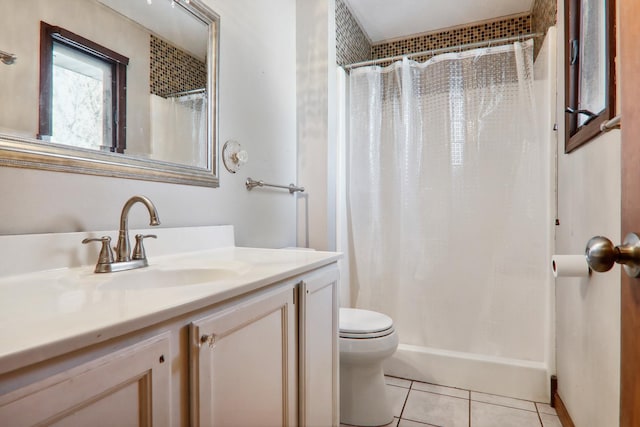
[{"x1": 585, "y1": 232, "x2": 640, "y2": 278}]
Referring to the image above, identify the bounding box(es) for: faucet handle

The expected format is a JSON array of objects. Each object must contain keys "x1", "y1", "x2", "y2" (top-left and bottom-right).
[
  {"x1": 82, "y1": 236, "x2": 115, "y2": 265},
  {"x1": 132, "y1": 234, "x2": 157, "y2": 260}
]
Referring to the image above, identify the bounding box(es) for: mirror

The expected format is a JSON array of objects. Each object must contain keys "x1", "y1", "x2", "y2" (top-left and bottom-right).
[{"x1": 0, "y1": 0, "x2": 219, "y2": 187}]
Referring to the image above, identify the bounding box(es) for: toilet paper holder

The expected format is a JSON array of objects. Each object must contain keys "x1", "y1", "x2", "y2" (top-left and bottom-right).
[{"x1": 585, "y1": 232, "x2": 640, "y2": 278}]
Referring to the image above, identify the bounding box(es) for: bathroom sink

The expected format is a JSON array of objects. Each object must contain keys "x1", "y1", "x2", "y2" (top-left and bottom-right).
[{"x1": 97, "y1": 267, "x2": 241, "y2": 290}]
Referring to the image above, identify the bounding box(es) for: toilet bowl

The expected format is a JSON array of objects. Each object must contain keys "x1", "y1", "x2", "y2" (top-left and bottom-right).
[{"x1": 339, "y1": 308, "x2": 399, "y2": 427}]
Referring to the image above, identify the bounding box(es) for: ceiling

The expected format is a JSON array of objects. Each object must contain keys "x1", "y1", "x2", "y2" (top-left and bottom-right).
[{"x1": 343, "y1": 0, "x2": 535, "y2": 43}]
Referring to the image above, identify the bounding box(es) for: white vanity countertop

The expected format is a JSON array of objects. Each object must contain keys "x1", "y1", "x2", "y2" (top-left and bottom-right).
[{"x1": 0, "y1": 246, "x2": 341, "y2": 375}]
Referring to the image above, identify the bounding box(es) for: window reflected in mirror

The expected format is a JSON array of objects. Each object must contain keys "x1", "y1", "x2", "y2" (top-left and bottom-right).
[
  {"x1": 52, "y1": 42, "x2": 115, "y2": 151},
  {"x1": 39, "y1": 22, "x2": 128, "y2": 153}
]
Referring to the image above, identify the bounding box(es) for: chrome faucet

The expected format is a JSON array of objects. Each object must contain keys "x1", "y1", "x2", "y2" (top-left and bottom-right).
[{"x1": 83, "y1": 195, "x2": 160, "y2": 273}]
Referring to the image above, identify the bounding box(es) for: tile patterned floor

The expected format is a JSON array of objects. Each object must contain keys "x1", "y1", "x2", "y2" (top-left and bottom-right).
[{"x1": 342, "y1": 376, "x2": 562, "y2": 427}]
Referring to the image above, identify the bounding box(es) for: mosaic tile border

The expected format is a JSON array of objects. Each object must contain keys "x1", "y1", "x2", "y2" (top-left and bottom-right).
[
  {"x1": 150, "y1": 34, "x2": 207, "y2": 98},
  {"x1": 532, "y1": 0, "x2": 557, "y2": 58},
  {"x1": 335, "y1": 4, "x2": 555, "y2": 67},
  {"x1": 335, "y1": 0, "x2": 371, "y2": 67},
  {"x1": 371, "y1": 14, "x2": 532, "y2": 61}
]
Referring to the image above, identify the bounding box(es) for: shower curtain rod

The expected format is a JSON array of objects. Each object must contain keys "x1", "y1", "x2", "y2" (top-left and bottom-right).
[
  {"x1": 165, "y1": 88, "x2": 206, "y2": 98},
  {"x1": 344, "y1": 32, "x2": 543, "y2": 70}
]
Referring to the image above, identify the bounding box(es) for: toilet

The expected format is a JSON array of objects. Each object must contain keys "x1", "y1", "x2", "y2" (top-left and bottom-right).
[{"x1": 339, "y1": 308, "x2": 399, "y2": 426}]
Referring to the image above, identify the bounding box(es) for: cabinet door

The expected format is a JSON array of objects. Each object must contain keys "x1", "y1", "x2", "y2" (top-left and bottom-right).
[
  {"x1": 190, "y1": 285, "x2": 297, "y2": 427},
  {"x1": 299, "y1": 266, "x2": 339, "y2": 427},
  {"x1": 0, "y1": 333, "x2": 171, "y2": 427}
]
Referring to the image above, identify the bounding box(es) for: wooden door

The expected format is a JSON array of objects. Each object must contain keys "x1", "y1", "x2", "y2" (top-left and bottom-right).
[{"x1": 620, "y1": 0, "x2": 640, "y2": 424}]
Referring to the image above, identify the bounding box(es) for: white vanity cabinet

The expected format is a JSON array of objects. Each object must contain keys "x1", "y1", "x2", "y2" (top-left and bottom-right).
[
  {"x1": 0, "y1": 248, "x2": 340, "y2": 427},
  {"x1": 189, "y1": 264, "x2": 339, "y2": 427},
  {"x1": 0, "y1": 333, "x2": 171, "y2": 427}
]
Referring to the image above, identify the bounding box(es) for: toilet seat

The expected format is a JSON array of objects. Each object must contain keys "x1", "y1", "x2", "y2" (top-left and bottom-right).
[{"x1": 339, "y1": 308, "x2": 395, "y2": 339}]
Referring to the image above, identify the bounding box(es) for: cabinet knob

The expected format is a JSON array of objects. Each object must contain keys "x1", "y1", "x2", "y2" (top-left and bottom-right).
[{"x1": 200, "y1": 334, "x2": 216, "y2": 348}]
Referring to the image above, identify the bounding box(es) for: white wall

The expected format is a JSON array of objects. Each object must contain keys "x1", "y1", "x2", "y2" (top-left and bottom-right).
[
  {"x1": 535, "y1": 26, "x2": 558, "y2": 392},
  {"x1": 296, "y1": 0, "x2": 337, "y2": 251},
  {"x1": 554, "y1": 0, "x2": 621, "y2": 425},
  {"x1": 0, "y1": 0, "x2": 298, "y2": 250}
]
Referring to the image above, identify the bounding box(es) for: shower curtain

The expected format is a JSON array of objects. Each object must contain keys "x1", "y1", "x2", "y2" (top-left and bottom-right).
[
  {"x1": 348, "y1": 40, "x2": 549, "y2": 360},
  {"x1": 150, "y1": 92, "x2": 208, "y2": 168}
]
